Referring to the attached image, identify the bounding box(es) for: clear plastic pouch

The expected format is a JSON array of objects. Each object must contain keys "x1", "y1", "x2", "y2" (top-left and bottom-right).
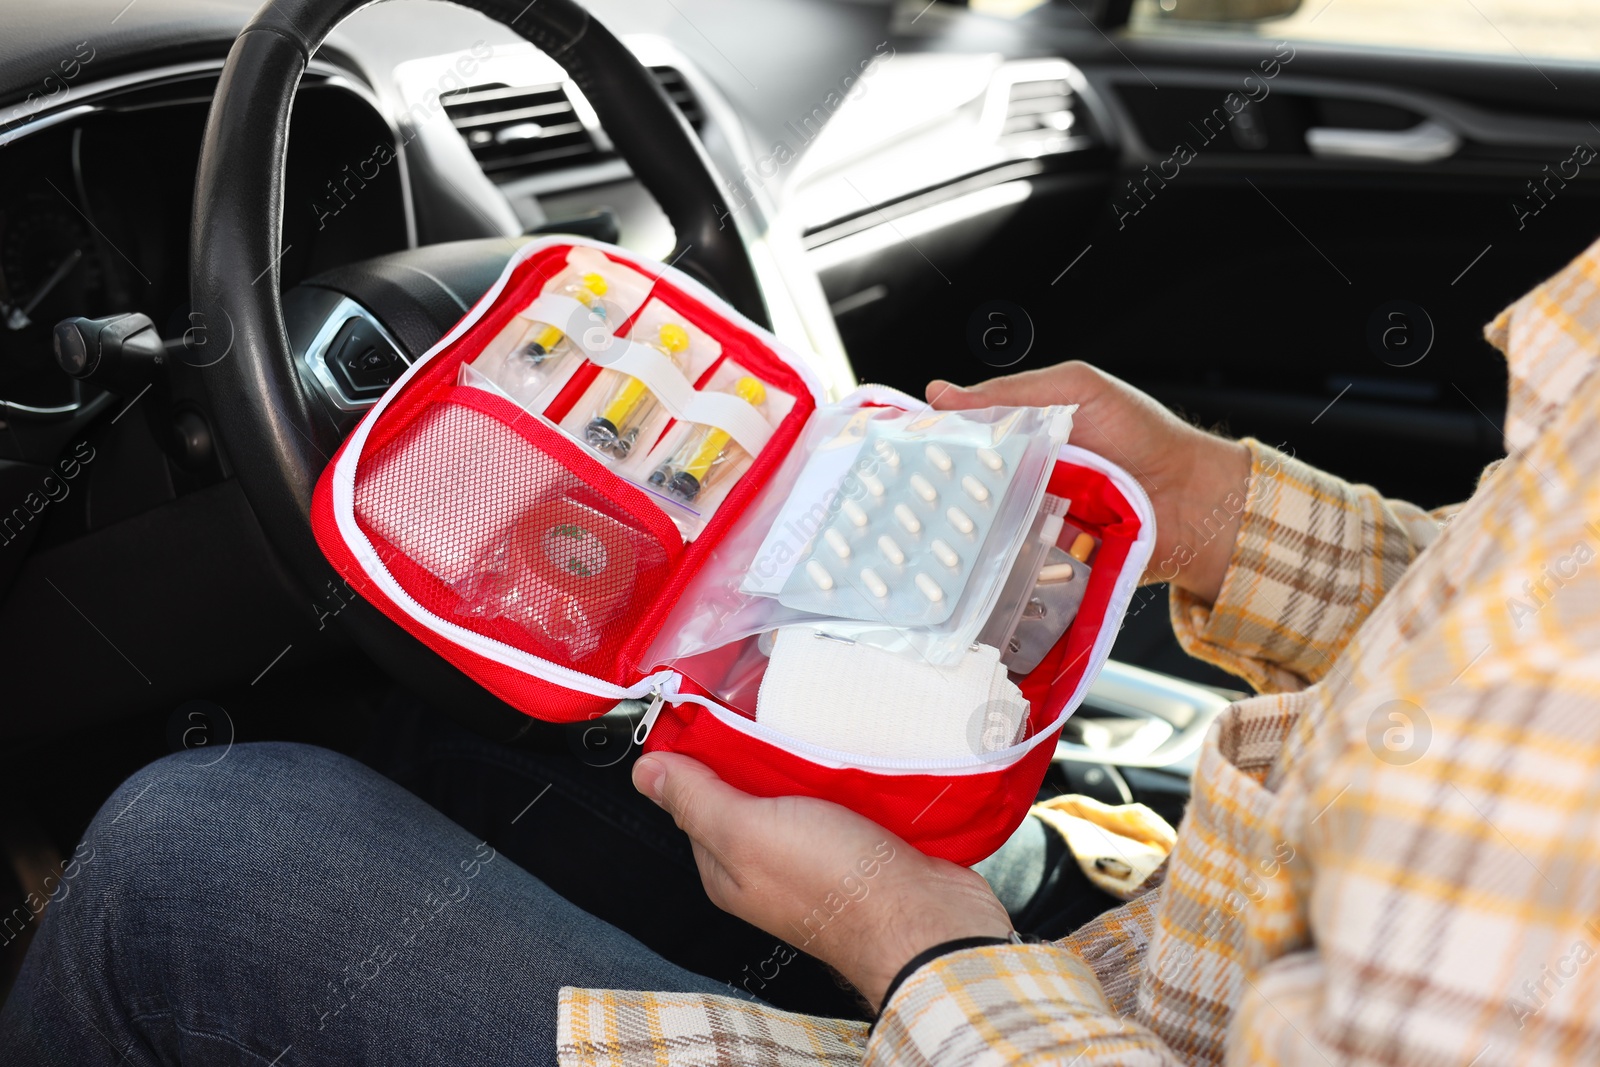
[
  {"x1": 645, "y1": 397, "x2": 1074, "y2": 668},
  {"x1": 628, "y1": 358, "x2": 795, "y2": 540},
  {"x1": 559, "y1": 299, "x2": 721, "y2": 463},
  {"x1": 449, "y1": 484, "x2": 675, "y2": 666},
  {"x1": 469, "y1": 247, "x2": 653, "y2": 410}
]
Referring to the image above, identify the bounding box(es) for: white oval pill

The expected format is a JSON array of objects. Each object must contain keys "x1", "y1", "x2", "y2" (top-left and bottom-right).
[
  {"x1": 859, "y1": 469, "x2": 885, "y2": 497},
  {"x1": 977, "y1": 447, "x2": 1004, "y2": 471},
  {"x1": 894, "y1": 503, "x2": 921, "y2": 534},
  {"x1": 909, "y1": 473, "x2": 937, "y2": 503},
  {"x1": 824, "y1": 528, "x2": 851, "y2": 560},
  {"x1": 806, "y1": 559, "x2": 834, "y2": 590},
  {"x1": 842, "y1": 499, "x2": 869, "y2": 527},
  {"x1": 877, "y1": 534, "x2": 906, "y2": 566},
  {"x1": 914, "y1": 572, "x2": 944, "y2": 603},
  {"x1": 925, "y1": 444, "x2": 953, "y2": 472},
  {"x1": 860, "y1": 568, "x2": 888, "y2": 598},
  {"x1": 946, "y1": 506, "x2": 975, "y2": 534},
  {"x1": 874, "y1": 439, "x2": 900, "y2": 468},
  {"x1": 931, "y1": 539, "x2": 959, "y2": 568},
  {"x1": 961, "y1": 474, "x2": 990, "y2": 502}
]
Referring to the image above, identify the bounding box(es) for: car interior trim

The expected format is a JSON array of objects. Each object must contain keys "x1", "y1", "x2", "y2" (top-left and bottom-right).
[{"x1": 300, "y1": 296, "x2": 415, "y2": 412}]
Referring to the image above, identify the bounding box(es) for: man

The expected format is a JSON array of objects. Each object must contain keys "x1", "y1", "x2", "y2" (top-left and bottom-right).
[
  {"x1": 602, "y1": 236, "x2": 1600, "y2": 1065},
  {"x1": 4, "y1": 240, "x2": 1597, "y2": 1066}
]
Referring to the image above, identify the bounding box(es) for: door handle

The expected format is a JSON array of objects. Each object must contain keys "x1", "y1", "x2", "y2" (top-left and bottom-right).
[
  {"x1": 1056, "y1": 659, "x2": 1232, "y2": 772},
  {"x1": 1305, "y1": 119, "x2": 1461, "y2": 164}
]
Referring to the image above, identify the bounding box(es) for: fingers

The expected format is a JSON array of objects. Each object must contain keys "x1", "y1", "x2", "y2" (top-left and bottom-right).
[
  {"x1": 926, "y1": 362, "x2": 1097, "y2": 411},
  {"x1": 926, "y1": 379, "x2": 981, "y2": 409}
]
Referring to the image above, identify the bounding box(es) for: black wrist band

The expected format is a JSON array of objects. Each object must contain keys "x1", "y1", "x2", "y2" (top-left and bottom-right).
[{"x1": 874, "y1": 935, "x2": 1016, "y2": 1020}]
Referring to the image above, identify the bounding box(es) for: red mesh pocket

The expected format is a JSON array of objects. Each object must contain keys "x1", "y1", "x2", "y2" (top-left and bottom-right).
[{"x1": 351, "y1": 386, "x2": 681, "y2": 679}]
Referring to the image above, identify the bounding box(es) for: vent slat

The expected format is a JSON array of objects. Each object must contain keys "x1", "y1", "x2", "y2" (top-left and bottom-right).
[
  {"x1": 449, "y1": 102, "x2": 577, "y2": 130},
  {"x1": 649, "y1": 66, "x2": 706, "y2": 130},
  {"x1": 441, "y1": 81, "x2": 601, "y2": 182},
  {"x1": 441, "y1": 67, "x2": 706, "y2": 184},
  {"x1": 999, "y1": 78, "x2": 1077, "y2": 155}
]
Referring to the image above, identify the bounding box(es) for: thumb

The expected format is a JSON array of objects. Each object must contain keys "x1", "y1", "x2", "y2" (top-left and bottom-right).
[{"x1": 633, "y1": 752, "x2": 748, "y2": 839}]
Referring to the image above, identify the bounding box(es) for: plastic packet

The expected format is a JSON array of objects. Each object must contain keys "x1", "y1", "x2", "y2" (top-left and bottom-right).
[
  {"x1": 669, "y1": 635, "x2": 772, "y2": 719},
  {"x1": 979, "y1": 497, "x2": 1106, "y2": 675},
  {"x1": 628, "y1": 358, "x2": 795, "y2": 540},
  {"x1": 559, "y1": 299, "x2": 721, "y2": 462},
  {"x1": 993, "y1": 519, "x2": 1098, "y2": 675},
  {"x1": 643, "y1": 398, "x2": 1074, "y2": 668},
  {"x1": 450, "y1": 486, "x2": 671, "y2": 666},
  {"x1": 470, "y1": 247, "x2": 653, "y2": 411}
]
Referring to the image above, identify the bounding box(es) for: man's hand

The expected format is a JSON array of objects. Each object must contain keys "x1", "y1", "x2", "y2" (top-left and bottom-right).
[
  {"x1": 632, "y1": 751, "x2": 1012, "y2": 1011},
  {"x1": 928, "y1": 362, "x2": 1251, "y2": 605}
]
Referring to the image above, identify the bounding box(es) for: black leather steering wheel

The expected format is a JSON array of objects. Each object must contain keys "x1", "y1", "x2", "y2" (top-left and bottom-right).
[{"x1": 190, "y1": 0, "x2": 766, "y2": 738}]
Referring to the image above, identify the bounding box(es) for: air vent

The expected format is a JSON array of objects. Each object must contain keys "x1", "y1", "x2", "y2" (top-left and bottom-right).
[
  {"x1": 999, "y1": 78, "x2": 1076, "y2": 156},
  {"x1": 441, "y1": 82, "x2": 601, "y2": 182},
  {"x1": 649, "y1": 66, "x2": 705, "y2": 131}
]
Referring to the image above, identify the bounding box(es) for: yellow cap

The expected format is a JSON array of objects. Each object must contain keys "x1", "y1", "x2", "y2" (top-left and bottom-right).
[
  {"x1": 580, "y1": 272, "x2": 608, "y2": 296},
  {"x1": 732, "y1": 375, "x2": 766, "y2": 407},
  {"x1": 657, "y1": 323, "x2": 691, "y2": 354}
]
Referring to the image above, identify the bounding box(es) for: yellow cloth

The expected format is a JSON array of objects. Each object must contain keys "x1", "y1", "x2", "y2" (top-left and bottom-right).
[{"x1": 1030, "y1": 794, "x2": 1177, "y2": 900}]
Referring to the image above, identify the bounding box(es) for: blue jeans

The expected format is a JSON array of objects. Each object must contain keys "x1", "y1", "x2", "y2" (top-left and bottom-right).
[
  {"x1": 0, "y1": 742, "x2": 729, "y2": 1065},
  {"x1": 0, "y1": 734, "x2": 1107, "y2": 1064}
]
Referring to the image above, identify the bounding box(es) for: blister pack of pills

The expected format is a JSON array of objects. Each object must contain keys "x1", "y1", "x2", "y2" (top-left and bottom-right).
[
  {"x1": 646, "y1": 399, "x2": 1073, "y2": 666},
  {"x1": 776, "y1": 421, "x2": 1029, "y2": 627}
]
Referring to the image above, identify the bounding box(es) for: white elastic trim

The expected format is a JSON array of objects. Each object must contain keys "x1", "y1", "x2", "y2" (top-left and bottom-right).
[
  {"x1": 675, "y1": 389, "x2": 773, "y2": 455},
  {"x1": 593, "y1": 337, "x2": 696, "y2": 413},
  {"x1": 587, "y1": 335, "x2": 775, "y2": 456},
  {"x1": 520, "y1": 293, "x2": 615, "y2": 360}
]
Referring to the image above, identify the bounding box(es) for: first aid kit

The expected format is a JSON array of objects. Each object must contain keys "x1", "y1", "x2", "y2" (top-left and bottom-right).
[{"x1": 311, "y1": 237, "x2": 1155, "y2": 865}]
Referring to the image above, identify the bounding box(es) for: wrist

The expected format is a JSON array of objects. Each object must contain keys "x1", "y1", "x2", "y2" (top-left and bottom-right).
[
  {"x1": 872, "y1": 935, "x2": 1017, "y2": 1018},
  {"x1": 1168, "y1": 434, "x2": 1252, "y2": 605},
  {"x1": 844, "y1": 900, "x2": 1013, "y2": 1011}
]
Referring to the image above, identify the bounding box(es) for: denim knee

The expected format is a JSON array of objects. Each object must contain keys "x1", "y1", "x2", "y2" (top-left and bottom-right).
[
  {"x1": 93, "y1": 740, "x2": 368, "y2": 836},
  {"x1": 58, "y1": 743, "x2": 375, "y2": 916}
]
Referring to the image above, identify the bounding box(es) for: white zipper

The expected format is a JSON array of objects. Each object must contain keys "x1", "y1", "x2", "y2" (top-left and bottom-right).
[
  {"x1": 633, "y1": 685, "x2": 668, "y2": 745},
  {"x1": 331, "y1": 241, "x2": 1154, "y2": 744},
  {"x1": 641, "y1": 444, "x2": 1158, "y2": 777}
]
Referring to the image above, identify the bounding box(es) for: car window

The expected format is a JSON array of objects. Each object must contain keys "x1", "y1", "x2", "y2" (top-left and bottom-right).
[{"x1": 1127, "y1": 0, "x2": 1600, "y2": 65}]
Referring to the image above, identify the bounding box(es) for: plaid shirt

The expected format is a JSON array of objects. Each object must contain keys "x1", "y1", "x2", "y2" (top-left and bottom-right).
[{"x1": 558, "y1": 236, "x2": 1600, "y2": 1067}]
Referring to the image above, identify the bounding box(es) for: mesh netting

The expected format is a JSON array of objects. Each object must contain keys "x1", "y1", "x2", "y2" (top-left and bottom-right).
[{"x1": 353, "y1": 399, "x2": 673, "y2": 673}]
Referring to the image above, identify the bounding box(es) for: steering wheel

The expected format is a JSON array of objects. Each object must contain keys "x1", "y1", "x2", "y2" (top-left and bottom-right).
[{"x1": 190, "y1": 0, "x2": 766, "y2": 738}]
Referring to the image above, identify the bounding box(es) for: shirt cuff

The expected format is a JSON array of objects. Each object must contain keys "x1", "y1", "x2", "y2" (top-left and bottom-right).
[
  {"x1": 866, "y1": 943, "x2": 1180, "y2": 1067},
  {"x1": 1167, "y1": 438, "x2": 1408, "y2": 693}
]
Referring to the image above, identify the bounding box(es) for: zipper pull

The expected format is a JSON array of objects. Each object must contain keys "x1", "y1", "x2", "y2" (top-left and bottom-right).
[{"x1": 634, "y1": 689, "x2": 666, "y2": 746}]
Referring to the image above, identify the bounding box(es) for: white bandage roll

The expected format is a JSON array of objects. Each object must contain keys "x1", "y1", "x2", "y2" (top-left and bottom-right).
[{"x1": 755, "y1": 629, "x2": 1030, "y2": 761}]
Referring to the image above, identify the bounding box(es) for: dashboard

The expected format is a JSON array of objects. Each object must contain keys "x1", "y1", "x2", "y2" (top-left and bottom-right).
[
  {"x1": 0, "y1": 67, "x2": 410, "y2": 418},
  {"x1": 0, "y1": 0, "x2": 897, "y2": 735},
  {"x1": 4, "y1": 0, "x2": 1596, "y2": 737}
]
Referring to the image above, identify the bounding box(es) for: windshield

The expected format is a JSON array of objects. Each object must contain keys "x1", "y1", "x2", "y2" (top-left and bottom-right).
[{"x1": 1128, "y1": 0, "x2": 1600, "y2": 66}]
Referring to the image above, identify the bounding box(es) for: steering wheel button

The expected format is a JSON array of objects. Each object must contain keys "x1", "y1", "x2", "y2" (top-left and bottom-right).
[{"x1": 326, "y1": 316, "x2": 405, "y2": 398}]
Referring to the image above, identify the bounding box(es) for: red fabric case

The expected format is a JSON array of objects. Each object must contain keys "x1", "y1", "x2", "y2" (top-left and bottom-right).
[{"x1": 311, "y1": 237, "x2": 1154, "y2": 865}]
